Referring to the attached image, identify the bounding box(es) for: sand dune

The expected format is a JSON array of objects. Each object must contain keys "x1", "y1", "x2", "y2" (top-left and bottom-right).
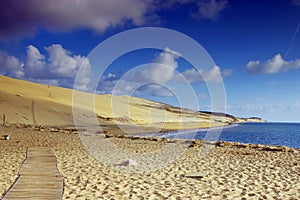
[{"x1": 0, "y1": 76, "x2": 264, "y2": 132}]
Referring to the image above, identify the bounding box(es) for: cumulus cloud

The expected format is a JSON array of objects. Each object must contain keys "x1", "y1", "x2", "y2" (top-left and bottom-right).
[
  {"x1": 25, "y1": 44, "x2": 92, "y2": 90},
  {"x1": 176, "y1": 66, "x2": 223, "y2": 83},
  {"x1": 25, "y1": 45, "x2": 47, "y2": 78},
  {"x1": 247, "y1": 54, "x2": 300, "y2": 74},
  {"x1": 0, "y1": 51, "x2": 24, "y2": 78},
  {"x1": 98, "y1": 47, "x2": 180, "y2": 97},
  {"x1": 0, "y1": 44, "x2": 92, "y2": 90},
  {"x1": 0, "y1": 0, "x2": 154, "y2": 39},
  {"x1": 98, "y1": 47, "x2": 228, "y2": 97},
  {"x1": 130, "y1": 47, "x2": 181, "y2": 84}
]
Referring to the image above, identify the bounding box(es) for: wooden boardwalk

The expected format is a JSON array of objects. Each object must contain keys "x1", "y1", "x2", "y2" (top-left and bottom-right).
[{"x1": 3, "y1": 147, "x2": 64, "y2": 200}]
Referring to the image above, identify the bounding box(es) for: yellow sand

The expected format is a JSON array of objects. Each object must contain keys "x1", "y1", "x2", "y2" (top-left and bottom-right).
[
  {"x1": 1, "y1": 126, "x2": 299, "y2": 199},
  {"x1": 0, "y1": 75, "x2": 260, "y2": 131}
]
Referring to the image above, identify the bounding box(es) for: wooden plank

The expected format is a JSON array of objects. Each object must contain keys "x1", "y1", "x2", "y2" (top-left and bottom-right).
[{"x1": 2, "y1": 147, "x2": 64, "y2": 200}]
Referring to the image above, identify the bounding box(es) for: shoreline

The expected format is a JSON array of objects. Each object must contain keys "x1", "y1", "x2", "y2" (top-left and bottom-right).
[
  {"x1": 2, "y1": 122, "x2": 299, "y2": 150},
  {"x1": 127, "y1": 123, "x2": 300, "y2": 150},
  {"x1": 105, "y1": 132, "x2": 298, "y2": 152},
  {"x1": 141, "y1": 123, "x2": 240, "y2": 137}
]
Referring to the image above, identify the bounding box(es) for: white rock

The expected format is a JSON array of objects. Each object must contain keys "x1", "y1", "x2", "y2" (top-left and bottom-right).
[{"x1": 120, "y1": 159, "x2": 138, "y2": 166}]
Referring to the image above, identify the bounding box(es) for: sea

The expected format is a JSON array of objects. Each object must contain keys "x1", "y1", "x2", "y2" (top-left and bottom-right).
[{"x1": 146, "y1": 123, "x2": 300, "y2": 148}]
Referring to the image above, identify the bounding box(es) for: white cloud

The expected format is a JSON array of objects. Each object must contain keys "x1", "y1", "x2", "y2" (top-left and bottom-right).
[
  {"x1": 194, "y1": 0, "x2": 228, "y2": 20},
  {"x1": 46, "y1": 45, "x2": 82, "y2": 78},
  {"x1": 176, "y1": 68, "x2": 201, "y2": 82},
  {"x1": 247, "y1": 54, "x2": 300, "y2": 74},
  {"x1": 0, "y1": 44, "x2": 92, "y2": 90},
  {"x1": 201, "y1": 66, "x2": 223, "y2": 82},
  {"x1": 25, "y1": 45, "x2": 47, "y2": 78},
  {"x1": 176, "y1": 66, "x2": 223, "y2": 83},
  {"x1": 74, "y1": 58, "x2": 93, "y2": 91},
  {"x1": 0, "y1": 51, "x2": 24, "y2": 78},
  {"x1": 130, "y1": 47, "x2": 181, "y2": 84},
  {"x1": 25, "y1": 44, "x2": 92, "y2": 90},
  {"x1": 98, "y1": 47, "x2": 228, "y2": 97},
  {"x1": 98, "y1": 47, "x2": 181, "y2": 97},
  {"x1": 24, "y1": 44, "x2": 90, "y2": 90}
]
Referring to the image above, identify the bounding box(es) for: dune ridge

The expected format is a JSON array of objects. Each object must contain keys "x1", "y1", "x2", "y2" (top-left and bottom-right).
[{"x1": 0, "y1": 75, "x2": 265, "y2": 132}]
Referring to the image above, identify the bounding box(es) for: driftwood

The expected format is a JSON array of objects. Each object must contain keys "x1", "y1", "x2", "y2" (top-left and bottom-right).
[{"x1": 2, "y1": 114, "x2": 6, "y2": 126}]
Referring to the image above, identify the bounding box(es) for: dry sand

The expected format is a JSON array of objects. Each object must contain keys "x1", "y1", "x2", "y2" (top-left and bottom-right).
[
  {"x1": 1, "y1": 125, "x2": 299, "y2": 200},
  {"x1": 0, "y1": 75, "x2": 264, "y2": 131}
]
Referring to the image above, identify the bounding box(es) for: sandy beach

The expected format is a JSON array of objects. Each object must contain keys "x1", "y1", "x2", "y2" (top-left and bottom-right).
[
  {"x1": 1, "y1": 1, "x2": 300, "y2": 199},
  {"x1": 1, "y1": 125, "x2": 299, "y2": 200}
]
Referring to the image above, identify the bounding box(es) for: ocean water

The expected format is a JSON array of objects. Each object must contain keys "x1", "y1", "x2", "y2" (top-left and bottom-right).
[{"x1": 149, "y1": 123, "x2": 300, "y2": 148}]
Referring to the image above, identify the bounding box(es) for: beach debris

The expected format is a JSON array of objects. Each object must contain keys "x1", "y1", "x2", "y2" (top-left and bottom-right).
[
  {"x1": 118, "y1": 159, "x2": 138, "y2": 166},
  {"x1": 2, "y1": 114, "x2": 6, "y2": 126},
  {"x1": 188, "y1": 140, "x2": 204, "y2": 147},
  {"x1": 184, "y1": 172, "x2": 207, "y2": 179},
  {"x1": 104, "y1": 134, "x2": 112, "y2": 138},
  {"x1": 3, "y1": 134, "x2": 10, "y2": 140},
  {"x1": 50, "y1": 128, "x2": 59, "y2": 132}
]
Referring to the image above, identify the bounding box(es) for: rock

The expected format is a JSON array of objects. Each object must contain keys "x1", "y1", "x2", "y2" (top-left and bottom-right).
[
  {"x1": 216, "y1": 141, "x2": 225, "y2": 147},
  {"x1": 4, "y1": 135, "x2": 9, "y2": 140},
  {"x1": 119, "y1": 159, "x2": 138, "y2": 166}
]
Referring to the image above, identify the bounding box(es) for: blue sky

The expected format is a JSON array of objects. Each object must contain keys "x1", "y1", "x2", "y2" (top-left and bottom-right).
[{"x1": 0, "y1": 0, "x2": 300, "y2": 122}]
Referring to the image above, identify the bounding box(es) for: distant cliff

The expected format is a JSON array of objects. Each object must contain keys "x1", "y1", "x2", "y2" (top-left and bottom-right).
[
  {"x1": 201, "y1": 111, "x2": 267, "y2": 123},
  {"x1": 236, "y1": 117, "x2": 267, "y2": 123}
]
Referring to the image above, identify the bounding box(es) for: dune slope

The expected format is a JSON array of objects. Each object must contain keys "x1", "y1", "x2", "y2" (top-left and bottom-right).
[{"x1": 0, "y1": 76, "x2": 264, "y2": 132}]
